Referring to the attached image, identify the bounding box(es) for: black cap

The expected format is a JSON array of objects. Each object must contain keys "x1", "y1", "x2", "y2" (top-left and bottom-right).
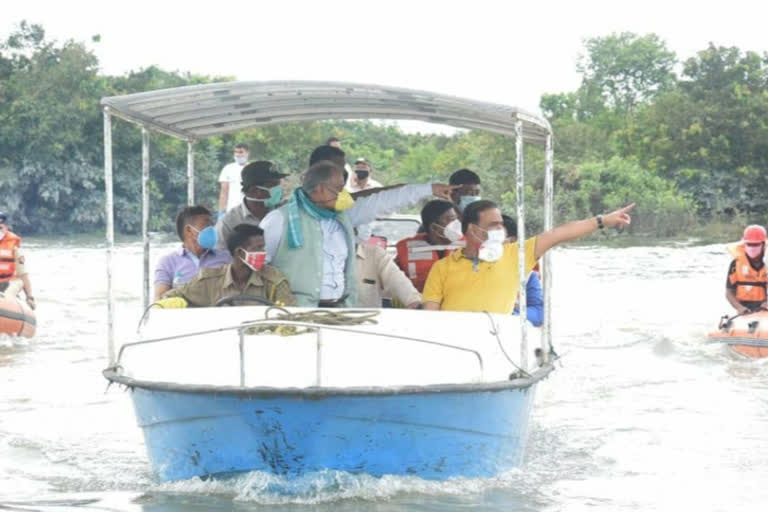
[{"x1": 241, "y1": 161, "x2": 288, "y2": 191}]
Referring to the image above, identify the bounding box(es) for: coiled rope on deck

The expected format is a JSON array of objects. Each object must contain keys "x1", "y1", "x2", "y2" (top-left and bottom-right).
[{"x1": 243, "y1": 307, "x2": 380, "y2": 336}]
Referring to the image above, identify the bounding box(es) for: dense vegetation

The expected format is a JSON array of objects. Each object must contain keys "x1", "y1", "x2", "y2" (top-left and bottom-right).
[{"x1": 2, "y1": 23, "x2": 768, "y2": 238}]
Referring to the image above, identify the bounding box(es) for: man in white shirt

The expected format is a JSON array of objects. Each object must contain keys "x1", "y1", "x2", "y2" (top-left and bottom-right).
[
  {"x1": 346, "y1": 157, "x2": 383, "y2": 192},
  {"x1": 217, "y1": 143, "x2": 250, "y2": 219}
]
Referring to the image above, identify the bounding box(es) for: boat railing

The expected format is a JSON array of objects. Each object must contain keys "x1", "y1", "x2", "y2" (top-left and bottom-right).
[{"x1": 114, "y1": 318, "x2": 485, "y2": 387}]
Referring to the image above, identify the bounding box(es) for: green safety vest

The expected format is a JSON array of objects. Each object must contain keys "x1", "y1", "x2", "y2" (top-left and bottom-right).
[{"x1": 271, "y1": 203, "x2": 358, "y2": 307}]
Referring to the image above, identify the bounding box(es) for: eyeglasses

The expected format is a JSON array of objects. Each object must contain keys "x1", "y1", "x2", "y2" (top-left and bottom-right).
[{"x1": 323, "y1": 184, "x2": 343, "y2": 197}]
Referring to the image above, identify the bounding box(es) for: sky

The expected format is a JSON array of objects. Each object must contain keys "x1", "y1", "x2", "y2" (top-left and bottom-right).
[{"x1": 3, "y1": 0, "x2": 768, "y2": 121}]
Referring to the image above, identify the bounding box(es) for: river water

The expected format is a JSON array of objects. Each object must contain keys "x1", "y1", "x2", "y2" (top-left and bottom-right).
[{"x1": 1, "y1": 238, "x2": 767, "y2": 511}]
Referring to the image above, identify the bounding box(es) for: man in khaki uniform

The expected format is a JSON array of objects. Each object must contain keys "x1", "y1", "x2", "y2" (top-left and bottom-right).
[
  {"x1": 355, "y1": 235, "x2": 422, "y2": 309},
  {"x1": 0, "y1": 213, "x2": 35, "y2": 309},
  {"x1": 2, "y1": 248, "x2": 31, "y2": 297},
  {"x1": 158, "y1": 224, "x2": 295, "y2": 308}
]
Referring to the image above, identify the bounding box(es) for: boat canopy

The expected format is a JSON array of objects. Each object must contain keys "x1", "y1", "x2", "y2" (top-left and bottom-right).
[
  {"x1": 101, "y1": 80, "x2": 554, "y2": 374},
  {"x1": 100, "y1": 81, "x2": 551, "y2": 144}
]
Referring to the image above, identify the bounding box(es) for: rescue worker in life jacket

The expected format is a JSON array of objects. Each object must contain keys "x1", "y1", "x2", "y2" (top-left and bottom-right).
[
  {"x1": 726, "y1": 224, "x2": 768, "y2": 314},
  {"x1": 0, "y1": 213, "x2": 35, "y2": 309}
]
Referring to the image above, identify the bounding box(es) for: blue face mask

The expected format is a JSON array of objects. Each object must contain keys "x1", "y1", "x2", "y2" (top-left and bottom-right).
[
  {"x1": 459, "y1": 195, "x2": 481, "y2": 210},
  {"x1": 189, "y1": 225, "x2": 218, "y2": 250},
  {"x1": 234, "y1": 155, "x2": 248, "y2": 165},
  {"x1": 246, "y1": 185, "x2": 283, "y2": 209}
]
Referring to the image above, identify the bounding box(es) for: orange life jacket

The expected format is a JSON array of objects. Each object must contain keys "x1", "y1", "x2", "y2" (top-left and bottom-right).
[
  {"x1": 728, "y1": 243, "x2": 767, "y2": 303},
  {"x1": 395, "y1": 233, "x2": 454, "y2": 292},
  {"x1": 0, "y1": 232, "x2": 21, "y2": 283}
]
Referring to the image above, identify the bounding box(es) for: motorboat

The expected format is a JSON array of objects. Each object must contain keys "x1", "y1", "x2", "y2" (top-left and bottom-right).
[
  {"x1": 0, "y1": 294, "x2": 35, "y2": 338},
  {"x1": 100, "y1": 81, "x2": 556, "y2": 481},
  {"x1": 708, "y1": 310, "x2": 768, "y2": 358}
]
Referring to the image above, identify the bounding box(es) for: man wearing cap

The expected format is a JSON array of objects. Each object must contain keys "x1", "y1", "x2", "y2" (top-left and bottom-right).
[
  {"x1": 217, "y1": 143, "x2": 251, "y2": 220},
  {"x1": 346, "y1": 158, "x2": 382, "y2": 193},
  {"x1": 215, "y1": 160, "x2": 288, "y2": 250},
  {"x1": 0, "y1": 213, "x2": 35, "y2": 310}
]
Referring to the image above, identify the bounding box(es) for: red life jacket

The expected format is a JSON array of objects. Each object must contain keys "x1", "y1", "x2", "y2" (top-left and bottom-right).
[
  {"x1": 0, "y1": 232, "x2": 21, "y2": 283},
  {"x1": 728, "y1": 243, "x2": 767, "y2": 303},
  {"x1": 395, "y1": 233, "x2": 453, "y2": 292}
]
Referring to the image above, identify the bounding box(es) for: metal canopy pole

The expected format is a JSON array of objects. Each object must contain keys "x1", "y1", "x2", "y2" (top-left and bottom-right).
[
  {"x1": 542, "y1": 133, "x2": 554, "y2": 363},
  {"x1": 515, "y1": 120, "x2": 528, "y2": 371},
  {"x1": 186, "y1": 141, "x2": 195, "y2": 205},
  {"x1": 141, "y1": 128, "x2": 151, "y2": 312},
  {"x1": 104, "y1": 109, "x2": 116, "y2": 365}
]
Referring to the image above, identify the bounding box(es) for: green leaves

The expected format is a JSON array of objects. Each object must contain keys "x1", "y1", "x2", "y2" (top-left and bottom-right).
[
  {"x1": 544, "y1": 33, "x2": 768, "y2": 230},
  {"x1": 578, "y1": 32, "x2": 677, "y2": 113},
  {"x1": 2, "y1": 21, "x2": 767, "y2": 239}
]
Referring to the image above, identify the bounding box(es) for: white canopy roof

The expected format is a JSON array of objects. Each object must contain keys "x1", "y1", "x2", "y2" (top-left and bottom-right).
[{"x1": 100, "y1": 80, "x2": 551, "y2": 144}]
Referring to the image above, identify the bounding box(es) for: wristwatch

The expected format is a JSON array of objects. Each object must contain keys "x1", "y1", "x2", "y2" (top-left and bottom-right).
[{"x1": 596, "y1": 215, "x2": 604, "y2": 230}]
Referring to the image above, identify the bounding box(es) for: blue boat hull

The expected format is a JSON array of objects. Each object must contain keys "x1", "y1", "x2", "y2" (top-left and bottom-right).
[{"x1": 126, "y1": 382, "x2": 540, "y2": 482}]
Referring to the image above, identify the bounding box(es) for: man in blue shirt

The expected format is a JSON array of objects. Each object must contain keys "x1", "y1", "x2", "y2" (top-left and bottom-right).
[
  {"x1": 154, "y1": 206, "x2": 232, "y2": 299},
  {"x1": 503, "y1": 214, "x2": 544, "y2": 327}
]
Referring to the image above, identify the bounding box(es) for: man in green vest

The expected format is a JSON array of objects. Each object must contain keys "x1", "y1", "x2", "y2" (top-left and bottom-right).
[{"x1": 260, "y1": 160, "x2": 455, "y2": 307}]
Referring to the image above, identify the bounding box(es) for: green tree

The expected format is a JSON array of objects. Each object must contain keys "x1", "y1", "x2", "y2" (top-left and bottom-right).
[
  {"x1": 0, "y1": 22, "x2": 108, "y2": 233},
  {"x1": 578, "y1": 32, "x2": 677, "y2": 113},
  {"x1": 626, "y1": 45, "x2": 768, "y2": 219}
]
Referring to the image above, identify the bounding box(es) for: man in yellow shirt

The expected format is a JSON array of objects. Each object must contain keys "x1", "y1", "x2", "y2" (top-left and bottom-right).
[{"x1": 423, "y1": 200, "x2": 634, "y2": 313}]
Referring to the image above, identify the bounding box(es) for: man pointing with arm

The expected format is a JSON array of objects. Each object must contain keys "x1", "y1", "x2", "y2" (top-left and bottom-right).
[{"x1": 423, "y1": 201, "x2": 635, "y2": 313}]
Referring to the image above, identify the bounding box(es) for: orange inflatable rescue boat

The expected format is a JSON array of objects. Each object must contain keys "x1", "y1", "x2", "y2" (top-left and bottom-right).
[
  {"x1": 708, "y1": 310, "x2": 768, "y2": 358},
  {"x1": 0, "y1": 295, "x2": 36, "y2": 338}
]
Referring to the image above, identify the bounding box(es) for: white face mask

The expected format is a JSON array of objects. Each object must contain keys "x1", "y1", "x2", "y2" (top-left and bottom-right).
[
  {"x1": 476, "y1": 228, "x2": 505, "y2": 262},
  {"x1": 479, "y1": 242, "x2": 504, "y2": 262},
  {"x1": 436, "y1": 219, "x2": 463, "y2": 243}
]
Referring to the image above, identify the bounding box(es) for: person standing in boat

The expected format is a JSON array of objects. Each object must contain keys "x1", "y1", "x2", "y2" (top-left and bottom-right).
[
  {"x1": 725, "y1": 225, "x2": 768, "y2": 314},
  {"x1": 260, "y1": 160, "x2": 457, "y2": 307},
  {"x1": 0, "y1": 213, "x2": 34, "y2": 310},
  {"x1": 217, "y1": 142, "x2": 250, "y2": 220},
  {"x1": 154, "y1": 206, "x2": 232, "y2": 300},
  {"x1": 325, "y1": 136, "x2": 352, "y2": 177},
  {"x1": 216, "y1": 160, "x2": 289, "y2": 250},
  {"x1": 449, "y1": 169, "x2": 482, "y2": 212},
  {"x1": 346, "y1": 157, "x2": 382, "y2": 192},
  {"x1": 422, "y1": 200, "x2": 634, "y2": 313},
  {"x1": 156, "y1": 224, "x2": 295, "y2": 308}
]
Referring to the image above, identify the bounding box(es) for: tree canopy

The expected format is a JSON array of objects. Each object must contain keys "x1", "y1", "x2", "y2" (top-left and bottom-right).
[{"x1": 1, "y1": 23, "x2": 766, "y2": 239}]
